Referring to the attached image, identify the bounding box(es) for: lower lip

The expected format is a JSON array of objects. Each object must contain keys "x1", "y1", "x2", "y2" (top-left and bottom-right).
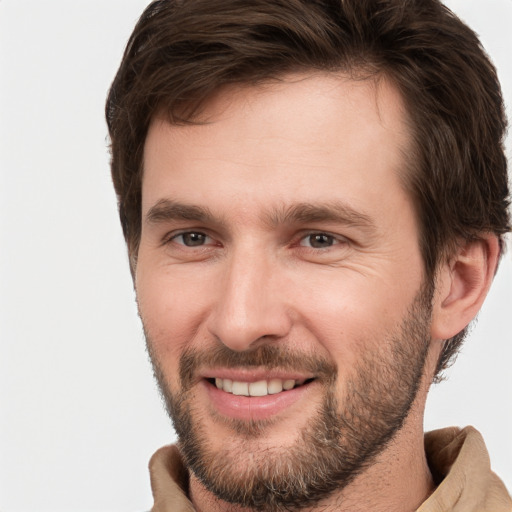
[{"x1": 204, "y1": 380, "x2": 315, "y2": 421}]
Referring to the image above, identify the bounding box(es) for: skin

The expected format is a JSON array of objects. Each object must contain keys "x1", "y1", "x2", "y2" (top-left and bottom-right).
[{"x1": 135, "y1": 72, "x2": 499, "y2": 511}]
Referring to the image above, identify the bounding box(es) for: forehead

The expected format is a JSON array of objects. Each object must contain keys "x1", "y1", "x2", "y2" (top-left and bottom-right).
[{"x1": 142, "y1": 72, "x2": 412, "y2": 222}]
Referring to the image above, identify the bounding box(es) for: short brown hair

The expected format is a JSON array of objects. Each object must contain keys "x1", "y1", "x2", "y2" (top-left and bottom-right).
[{"x1": 106, "y1": 0, "x2": 510, "y2": 375}]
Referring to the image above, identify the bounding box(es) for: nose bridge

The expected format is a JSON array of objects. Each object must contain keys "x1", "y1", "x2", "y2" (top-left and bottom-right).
[{"x1": 208, "y1": 240, "x2": 290, "y2": 351}]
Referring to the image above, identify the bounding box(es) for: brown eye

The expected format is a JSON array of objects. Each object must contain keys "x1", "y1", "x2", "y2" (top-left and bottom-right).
[
  {"x1": 175, "y1": 232, "x2": 209, "y2": 247},
  {"x1": 301, "y1": 233, "x2": 336, "y2": 249}
]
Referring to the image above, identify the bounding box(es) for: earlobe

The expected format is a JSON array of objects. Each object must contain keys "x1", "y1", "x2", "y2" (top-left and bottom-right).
[{"x1": 430, "y1": 235, "x2": 500, "y2": 340}]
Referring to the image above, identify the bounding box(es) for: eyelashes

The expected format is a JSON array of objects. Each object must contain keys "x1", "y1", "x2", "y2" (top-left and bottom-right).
[
  {"x1": 171, "y1": 232, "x2": 213, "y2": 247},
  {"x1": 299, "y1": 233, "x2": 347, "y2": 249}
]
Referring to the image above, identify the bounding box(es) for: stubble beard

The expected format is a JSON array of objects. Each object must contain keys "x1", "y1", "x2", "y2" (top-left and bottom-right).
[{"x1": 144, "y1": 285, "x2": 433, "y2": 511}]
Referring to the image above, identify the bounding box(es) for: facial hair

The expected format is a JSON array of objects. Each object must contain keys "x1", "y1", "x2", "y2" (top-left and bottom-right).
[{"x1": 145, "y1": 284, "x2": 433, "y2": 511}]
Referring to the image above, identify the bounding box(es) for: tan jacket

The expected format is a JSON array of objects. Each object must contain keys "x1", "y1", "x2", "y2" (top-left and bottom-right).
[{"x1": 149, "y1": 426, "x2": 512, "y2": 511}]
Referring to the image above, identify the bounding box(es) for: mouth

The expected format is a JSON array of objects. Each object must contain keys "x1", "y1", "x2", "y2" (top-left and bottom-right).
[
  {"x1": 206, "y1": 377, "x2": 315, "y2": 397},
  {"x1": 201, "y1": 372, "x2": 318, "y2": 421}
]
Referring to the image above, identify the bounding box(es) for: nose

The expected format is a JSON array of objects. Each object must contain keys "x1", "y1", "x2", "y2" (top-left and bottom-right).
[{"x1": 207, "y1": 247, "x2": 292, "y2": 352}]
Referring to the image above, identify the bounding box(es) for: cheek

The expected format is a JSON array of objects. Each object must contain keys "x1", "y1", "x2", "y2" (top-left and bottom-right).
[
  {"x1": 293, "y1": 269, "x2": 421, "y2": 372},
  {"x1": 136, "y1": 263, "x2": 211, "y2": 386}
]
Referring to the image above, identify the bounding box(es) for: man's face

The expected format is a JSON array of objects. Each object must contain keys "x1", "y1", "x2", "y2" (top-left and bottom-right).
[{"x1": 136, "y1": 73, "x2": 432, "y2": 509}]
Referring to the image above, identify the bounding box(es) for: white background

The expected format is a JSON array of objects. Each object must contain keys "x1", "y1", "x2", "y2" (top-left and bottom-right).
[{"x1": 0, "y1": 1, "x2": 511, "y2": 511}]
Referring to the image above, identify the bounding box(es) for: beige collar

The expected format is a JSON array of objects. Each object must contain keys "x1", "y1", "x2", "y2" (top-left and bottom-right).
[
  {"x1": 418, "y1": 426, "x2": 511, "y2": 511},
  {"x1": 149, "y1": 426, "x2": 512, "y2": 512}
]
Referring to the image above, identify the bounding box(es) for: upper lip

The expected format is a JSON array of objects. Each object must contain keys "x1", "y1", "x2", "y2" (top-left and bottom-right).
[{"x1": 200, "y1": 368, "x2": 315, "y2": 382}]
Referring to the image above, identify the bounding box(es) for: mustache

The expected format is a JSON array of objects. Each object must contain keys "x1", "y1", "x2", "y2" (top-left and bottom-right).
[{"x1": 179, "y1": 342, "x2": 337, "y2": 389}]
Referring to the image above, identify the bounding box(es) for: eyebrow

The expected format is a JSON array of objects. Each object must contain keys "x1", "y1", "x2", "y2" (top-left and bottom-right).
[
  {"x1": 145, "y1": 199, "x2": 217, "y2": 225},
  {"x1": 145, "y1": 198, "x2": 376, "y2": 232},
  {"x1": 265, "y1": 201, "x2": 376, "y2": 232}
]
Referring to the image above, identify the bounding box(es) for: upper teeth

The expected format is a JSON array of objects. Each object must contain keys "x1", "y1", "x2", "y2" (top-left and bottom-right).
[{"x1": 214, "y1": 378, "x2": 303, "y2": 396}]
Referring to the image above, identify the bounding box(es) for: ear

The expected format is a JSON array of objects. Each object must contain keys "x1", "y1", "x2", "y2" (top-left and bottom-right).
[{"x1": 430, "y1": 235, "x2": 500, "y2": 340}]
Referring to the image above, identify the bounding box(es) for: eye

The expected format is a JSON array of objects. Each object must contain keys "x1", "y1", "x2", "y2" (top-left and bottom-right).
[
  {"x1": 299, "y1": 233, "x2": 340, "y2": 249},
  {"x1": 172, "y1": 231, "x2": 211, "y2": 247}
]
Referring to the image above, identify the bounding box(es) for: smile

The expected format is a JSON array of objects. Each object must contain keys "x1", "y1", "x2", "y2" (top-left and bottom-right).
[
  {"x1": 203, "y1": 374, "x2": 317, "y2": 421},
  {"x1": 211, "y1": 378, "x2": 312, "y2": 397}
]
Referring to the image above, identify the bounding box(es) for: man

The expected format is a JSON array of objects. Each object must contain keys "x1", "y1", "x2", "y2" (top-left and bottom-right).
[{"x1": 106, "y1": 0, "x2": 511, "y2": 510}]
